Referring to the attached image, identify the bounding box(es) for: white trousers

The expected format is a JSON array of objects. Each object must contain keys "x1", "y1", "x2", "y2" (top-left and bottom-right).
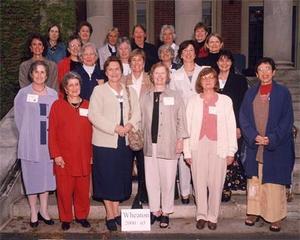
[
  {"x1": 191, "y1": 137, "x2": 227, "y2": 223},
  {"x1": 144, "y1": 144, "x2": 178, "y2": 214},
  {"x1": 178, "y1": 154, "x2": 192, "y2": 197}
]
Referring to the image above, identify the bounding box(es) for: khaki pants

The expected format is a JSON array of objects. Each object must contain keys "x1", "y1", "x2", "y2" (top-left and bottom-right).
[
  {"x1": 191, "y1": 137, "x2": 227, "y2": 223},
  {"x1": 144, "y1": 144, "x2": 178, "y2": 214},
  {"x1": 247, "y1": 163, "x2": 287, "y2": 222}
]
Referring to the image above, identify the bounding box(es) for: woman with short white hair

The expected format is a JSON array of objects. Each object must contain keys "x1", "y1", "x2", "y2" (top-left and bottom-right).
[
  {"x1": 74, "y1": 42, "x2": 105, "y2": 100},
  {"x1": 159, "y1": 24, "x2": 179, "y2": 62}
]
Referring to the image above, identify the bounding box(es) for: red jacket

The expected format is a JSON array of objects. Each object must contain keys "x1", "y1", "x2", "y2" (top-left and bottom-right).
[
  {"x1": 57, "y1": 57, "x2": 71, "y2": 98},
  {"x1": 48, "y1": 99, "x2": 92, "y2": 176}
]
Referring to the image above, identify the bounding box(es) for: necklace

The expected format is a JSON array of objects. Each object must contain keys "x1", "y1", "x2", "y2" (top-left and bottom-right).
[
  {"x1": 67, "y1": 97, "x2": 82, "y2": 109},
  {"x1": 32, "y1": 85, "x2": 46, "y2": 94}
]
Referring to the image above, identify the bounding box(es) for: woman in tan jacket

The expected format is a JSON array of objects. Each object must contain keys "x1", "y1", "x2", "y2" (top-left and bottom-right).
[
  {"x1": 141, "y1": 62, "x2": 188, "y2": 228},
  {"x1": 122, "y1": 49, "x2": 153, "y2": 208},
  {"x1": 88, "y1": 56, "x2": 140, "y2": 231}
]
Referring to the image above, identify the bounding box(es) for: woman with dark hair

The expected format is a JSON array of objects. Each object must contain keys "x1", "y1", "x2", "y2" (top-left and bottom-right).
[
  {"x1": 57, "y1": 34, "x2": 82, "y2": 98},
  {"x1": 77, "y1": 21, "x2": 93, "y2": 44},
  {"x1": 131, "y1": 24, "x2": 158, "y2": 72},
  {"x1": 196, "y1": 33, "x2": 224, "y2": 71},
  {"x1": 184, "y1": 67, "x2": 237, "y2": 230},
  {"x1": 216, "y1": 49, "x2": 248, "y2": 201},
  {"x1": 239, "y1": 57, "x2": 294, "y2": 232},
  {"x1": 19, "y1": 33, "x2": 58, "y2": 91},
  {"x1": 49, "y1": 72, "x2": 92, "y2": 231},
  {"x1": 170, "y1": 40, "x2": 205, "y2": 205},
  {"x1": 46, "y1": 24, "x2": 66, "y2": 63},
  {"x1": 141, "y1": 62, "x2": 188, "y2": 228},
  {"x1": 193, "y1": 22, "x2": 209, "y2": 58},
  {"x1": 14, "y1": 60, "x2": 58, "y2": 228},
  {"x1": 88, "y1": 56, "x2": 140, "y2": 231}
]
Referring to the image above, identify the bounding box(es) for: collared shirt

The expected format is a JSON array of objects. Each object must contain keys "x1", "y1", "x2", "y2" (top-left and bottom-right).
[
  {"x1": 83, "y1": 64, "x2": 95, "y2": 79},
  {"x1": 131, "y1": 73, "x2": 143, "y2": 98}
]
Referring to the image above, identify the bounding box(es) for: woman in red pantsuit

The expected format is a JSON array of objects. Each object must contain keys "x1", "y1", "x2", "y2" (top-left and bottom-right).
[{"x1": 48, "y1": 71, "x2": 92, "y2": 231}]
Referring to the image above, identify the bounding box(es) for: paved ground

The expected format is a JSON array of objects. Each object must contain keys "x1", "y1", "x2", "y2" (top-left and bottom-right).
[{"x1": 1, "y1": 217, "x2": 299, "y2": 239}]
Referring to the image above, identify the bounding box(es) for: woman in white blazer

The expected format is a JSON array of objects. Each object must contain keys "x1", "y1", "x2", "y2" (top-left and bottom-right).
[
  {"x1": 98, "y1": 27, "x2": 119, "y2": 70},
  {"x1": 183, "y1": 67, "x2": 237, "y2": 230},
  {"x1": 169, "y1": 40, "x2": 206, "y2": 204}
]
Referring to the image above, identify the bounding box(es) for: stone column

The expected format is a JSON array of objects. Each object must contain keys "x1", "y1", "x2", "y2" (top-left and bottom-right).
[
  {"x1": 86, "y1": 0, "x2": 113, "y2": 48},
  {"x1": 175, "y1": 0, "x2": 202, "y2": 45},
  {"x1": 263, "y1": 0, "x2": 294, "y2": 69}
]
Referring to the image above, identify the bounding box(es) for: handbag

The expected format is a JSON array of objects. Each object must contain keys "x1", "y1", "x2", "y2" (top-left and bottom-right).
[{"x1": 125, "y1": 85, "x2": 144, "y2": 151}]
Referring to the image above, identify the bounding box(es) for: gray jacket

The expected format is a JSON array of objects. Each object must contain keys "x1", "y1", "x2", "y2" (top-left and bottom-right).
[{"x1": 141, "y1": 88, "x2": 188, "y2": 160}]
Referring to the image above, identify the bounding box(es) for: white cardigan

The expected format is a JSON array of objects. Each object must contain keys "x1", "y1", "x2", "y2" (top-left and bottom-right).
[{"x1": 183, "y1": 93, "x2": 237, "y2": 159}]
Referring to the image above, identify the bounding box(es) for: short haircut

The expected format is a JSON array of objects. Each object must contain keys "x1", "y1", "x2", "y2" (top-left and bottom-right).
[
  {"x1": 116, "y1": 36, "x2": 131, "y2": 57},
  {"x1": 47, "y1": 24, "x2": 62, "y2": 42},
  {"x1": 195, "y1": 67, "x2": 219, "y2": 93},
  {"x1": 177, "y1": 40, "x2": 196, "y2": 63},
  {"x1": 78, "y1": 42, "x2": 98, "y2": 63},
  {"x1": 77, "y1": 21, "x2": 93, "y2": 35},
  {"x1": 128, "y1": 48, "x2": 146, "y2": 65},
  {"x1": 105, "y1": 27, "x2": 119, "y2": 43},
  {"x1": 103, "y1": 56, "x2": 123, "y2": 75},
  {"x1": 26, "y1": 33, "x2": 47, "y2": 58},
  {"x1": 149, "y1": 62, "x2": 171, "y2": 84},
  {"x1": 62, "y1": 71, "x2": 82, "y2": 91},
  {"x1": 158, "y1": 44, "x2": 175, "y2": 61},
  {"x1": 159, "y1": 24, "x2": 176, "y2": 42},
  {"x1": 205, "y1": 33, "x2": 224, "y2": 45},
  {"x1": 28, "y1": 60, "x2": 49, "y2": 83},
  {"x1": 255, "y1": 57, "x2": 276, "y2": 73},
  {"x1": 193, "y1": 22, "x2": 209, "y2": 34},
  {"x1": 217, "y1": 49, "x2": 235, "y2": 73},
  {"x1": 132, "y1": 24, "x2": 146, "y2": 35}
]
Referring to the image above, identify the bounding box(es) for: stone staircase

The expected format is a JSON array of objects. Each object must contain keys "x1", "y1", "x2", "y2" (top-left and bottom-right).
[{"x1": 0, "y1": 70, "x2": 299, "y2": 230}]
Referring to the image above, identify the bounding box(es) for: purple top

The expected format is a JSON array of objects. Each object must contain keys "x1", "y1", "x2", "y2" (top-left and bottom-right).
[{"x1": 14, "y1": 84, "x2": 57, "y2": 162}]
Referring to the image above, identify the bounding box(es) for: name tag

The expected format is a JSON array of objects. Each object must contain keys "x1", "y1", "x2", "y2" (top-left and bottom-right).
[
  {"x1": 163, "y1": 97, "x2": 174, "y2": 106},
  {"x1": 209, "y1": 106, "x2": 217, "y2": 115},
  {"x1": 79, "y1": 108, "x2": 88, "y2": 117},
  {"x1": 26, "y1": 94, "x2": 38, "y2": 103}
]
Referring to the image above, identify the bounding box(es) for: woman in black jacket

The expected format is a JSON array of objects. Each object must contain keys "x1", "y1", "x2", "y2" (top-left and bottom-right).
[{"x1": 217, "y1": 49, "x2": 248, "y2": 201}]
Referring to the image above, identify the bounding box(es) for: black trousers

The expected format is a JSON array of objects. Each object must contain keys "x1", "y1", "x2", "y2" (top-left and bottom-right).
[{"x1": 132, "y1": 149, "x2": 148, "y2": 201}]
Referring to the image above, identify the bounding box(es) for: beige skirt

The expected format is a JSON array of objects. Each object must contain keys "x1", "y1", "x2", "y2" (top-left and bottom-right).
[{"x1": 246, "y1": 163, "x2": 287, "y2": 223}]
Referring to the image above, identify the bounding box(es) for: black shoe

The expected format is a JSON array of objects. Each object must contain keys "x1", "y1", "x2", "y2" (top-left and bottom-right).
[
  {"x1": 150, "y1": 212, "x2": 161, "y2": 225},
  {"x1": 221, "y1": 190, "x2": 232, "y2": 202},
  {"x1": 132, "y1": 195, "x2": 143, "y2": 209},
  {"x1": 61, "y1": 222, "x2": 70, "y2": 231},
  {"x1": 181, "y1": 197, "x2": 190, "y2": 204},
  {"x1": 207, "y1": 221, "x2": 217, "y2": 230},
  {"x1": 159, "y1": 215, "x2": 169, "y2": 228},
  {"x1": 196, "y1": 219, "x2": 207, "y2": 230},
  {"x1": 106, "y1": 218, "x2": 117, "y2": 231},
  {"x1": 38, "y1": 212, "x2": 54, "y2": 225},
  {"x1": 29, "y1": 220, "x2": 39, "y2": 228},
  {"x1": 115, "y1": 215, "x2": 121, "y2": 226},
  {"x1": 75, "y1": 219, "x2": 91, "y2": 228}
]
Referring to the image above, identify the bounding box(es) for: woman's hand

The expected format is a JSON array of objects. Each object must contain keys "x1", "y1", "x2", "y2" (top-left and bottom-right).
[
  {"x1": 55, "y1": 156, "x2": 65, "y2": 168},
  {"x1": 236, "y1": 128, "x2": 242, "y2": 139},
  {"x1": 255, "y1": 135, "x2": 269, "y2": 145},
  {"x1": 123, "y1": 123, "x2": 133, "y2": 134},
  {"x1": 226, "y1": 156, "x2": 234, "y2": 166},
  {"x1": 185, "y1": 158, "x2": 192, "y2": 165},
  {"x1": 115, "y1": 125, "x2": 126, "y2": 137},
  {"x1": 176, "y1": 139, "x2": 183, "y2": 154}
]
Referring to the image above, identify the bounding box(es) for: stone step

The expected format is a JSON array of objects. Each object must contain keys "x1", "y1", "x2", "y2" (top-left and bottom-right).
[{"x1": 12, "y1": 191, "x2": 299, "y2": 220}]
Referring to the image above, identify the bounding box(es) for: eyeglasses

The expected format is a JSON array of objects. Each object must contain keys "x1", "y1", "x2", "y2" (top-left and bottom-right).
[{"x1": 257, "y1": 66, "x2": 272, "y2": 72}]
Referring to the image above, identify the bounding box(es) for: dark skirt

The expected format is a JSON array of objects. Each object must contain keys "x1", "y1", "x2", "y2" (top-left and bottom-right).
[{"x1": 92, "y1": 137, "x2": 133, "y2": 201}]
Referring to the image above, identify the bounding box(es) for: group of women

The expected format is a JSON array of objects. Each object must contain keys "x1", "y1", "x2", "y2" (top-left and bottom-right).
[{"x1": 14, "y1": 21, "x2": 294, "y2": 233}]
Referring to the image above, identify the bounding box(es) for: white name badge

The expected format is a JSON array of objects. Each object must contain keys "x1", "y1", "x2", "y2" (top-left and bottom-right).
[
  {"x1": 26, "y1": 94, "x2": 38, "y2": 103},
  {"x1": 163, "y1": 97, "x2": 174, "y2": 106},
  {"x1": 79, "y1": 108, "x2": 88, "y2": 117},
  {"x1": 121, "y1": 209, "x2": 150, "y2": 232},
  {"x1": 209, "y1": 106, "x2": 217, "y2": 115}
]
